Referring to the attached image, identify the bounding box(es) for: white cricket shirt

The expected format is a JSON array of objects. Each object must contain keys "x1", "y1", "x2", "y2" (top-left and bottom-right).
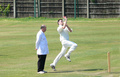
[
  {"x1": 35, "y1": 30, "x2": 49, "y2": 55},
  {"x1": 57, "y1": 25, "x2": 72, "y2": 41}
]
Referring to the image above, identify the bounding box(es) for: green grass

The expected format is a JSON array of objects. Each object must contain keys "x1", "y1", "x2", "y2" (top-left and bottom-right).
[{"x1": 0, "y1": 18, "x2": 120, "y2": 77}]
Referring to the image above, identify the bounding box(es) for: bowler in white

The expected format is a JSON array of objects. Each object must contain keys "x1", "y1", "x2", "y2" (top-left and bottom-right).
[{"x1": 50, "y1": 16, "x2": 77, "y2": 71}]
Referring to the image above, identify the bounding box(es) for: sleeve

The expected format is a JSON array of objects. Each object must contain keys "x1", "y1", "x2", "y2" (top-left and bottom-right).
[
  {"x1": 36, "y1": 32, "x2": 42, "y2": 49},
  {"x1": 66, "y1": 27, "x2": 73, "y2": 32},
  {"x1": 57, "y1": 26, "x2": 63, "y2": 33}
]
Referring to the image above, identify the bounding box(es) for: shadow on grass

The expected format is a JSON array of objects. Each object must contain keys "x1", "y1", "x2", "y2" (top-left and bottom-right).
[
  {"x1": 0, "y1": 55, "x2": 8, "y2": 56},
  {"x1": 49, "y1": 69, "x2": 105, "y2": 73},
  {"x1": 110, "y1": 72, "x2": 120, "y2": 74}
]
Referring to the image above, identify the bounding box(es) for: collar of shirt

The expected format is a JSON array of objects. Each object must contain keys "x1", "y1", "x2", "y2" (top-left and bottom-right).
[
  {"x1": 40, "y1": 29, "x2": 44, "y2": 33},
  {"x1": 59, "y1": 25, "x2": 63, "y2": 27}
]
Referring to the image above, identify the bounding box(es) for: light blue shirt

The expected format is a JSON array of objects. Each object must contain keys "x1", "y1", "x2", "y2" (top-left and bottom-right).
[{"x1": 36, "y1": 30, "x2": 49, "y2": 55}]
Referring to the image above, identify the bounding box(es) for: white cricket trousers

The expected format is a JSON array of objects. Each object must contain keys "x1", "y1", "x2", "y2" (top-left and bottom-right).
[{"x1": 52, "y1": 40, "x2": 77, "y2": 66}]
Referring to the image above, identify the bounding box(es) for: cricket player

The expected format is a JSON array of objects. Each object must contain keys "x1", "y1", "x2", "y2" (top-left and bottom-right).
[{"x1": 50, "y1": 16, "x2": 77, "y2": 71}]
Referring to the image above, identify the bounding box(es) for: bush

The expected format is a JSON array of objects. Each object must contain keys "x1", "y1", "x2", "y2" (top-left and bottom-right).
[
  {"x1": 91, "y1": 0, "x2": 97, "y2": 3},
  {"x1": 0, "y1": 4, "x2": 10, "y2": 17}
]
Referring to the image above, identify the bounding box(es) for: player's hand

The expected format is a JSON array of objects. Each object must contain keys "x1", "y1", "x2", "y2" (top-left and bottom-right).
[
  {"x1": 63, "y1": 16, "x2": 66, "y2": 18},
  {"x1": 63, "y1": 16, "x2": 67, "y2": 20},
  {"x1": 35, "y1": 48, "x2": 37, "y2": 50},
  {"x1": 63, "y1": 16, "x2": 67, "y2": 19}
]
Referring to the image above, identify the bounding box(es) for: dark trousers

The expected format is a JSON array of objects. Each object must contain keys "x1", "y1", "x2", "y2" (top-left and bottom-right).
[{"x1": 37, "y1": 55, "x2": 47, "y2": 72}]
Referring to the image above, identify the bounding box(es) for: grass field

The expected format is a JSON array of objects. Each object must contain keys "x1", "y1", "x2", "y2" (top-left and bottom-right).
[{"x1": 0, "y1": 18, "x2": 120, "y2": 77}]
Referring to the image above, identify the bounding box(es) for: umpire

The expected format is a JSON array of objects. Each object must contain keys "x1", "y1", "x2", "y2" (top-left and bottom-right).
[{"x1": 35, "y1": 25, "x2": 49, "y2": 74}]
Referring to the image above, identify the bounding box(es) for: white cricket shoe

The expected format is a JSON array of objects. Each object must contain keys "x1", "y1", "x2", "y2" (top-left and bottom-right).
[
  {"x1": 38, "y1": 71, "x2": 47, "y2": 74},
  {"x1": 50, "y1": 64, "x2": 56, "y2": 71},
  {"x1": 65, "y1": 54, "x2": 71, "y2": 62}
]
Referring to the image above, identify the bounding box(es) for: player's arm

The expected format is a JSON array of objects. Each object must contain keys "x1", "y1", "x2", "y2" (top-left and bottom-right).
[
  {"x1": 66, "y1": 24, "x2": 72, "y2": 32},
  {"x1": 63, "y1": 16, "x2": 67, "y2": 29},
  {"x1": 64, "y1": 16, "x2": 72, "y2": 32},
  {"x1": 35, "y1": 33, "x2": 41, "y2": 50},
  {"x1": 62, "y1": 24, "x2": 66, "y2": 29}
]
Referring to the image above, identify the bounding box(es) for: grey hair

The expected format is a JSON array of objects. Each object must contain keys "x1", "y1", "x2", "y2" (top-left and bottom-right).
[{"x1": 41, "y1": 25, "x2": 46, "y2": 29}]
